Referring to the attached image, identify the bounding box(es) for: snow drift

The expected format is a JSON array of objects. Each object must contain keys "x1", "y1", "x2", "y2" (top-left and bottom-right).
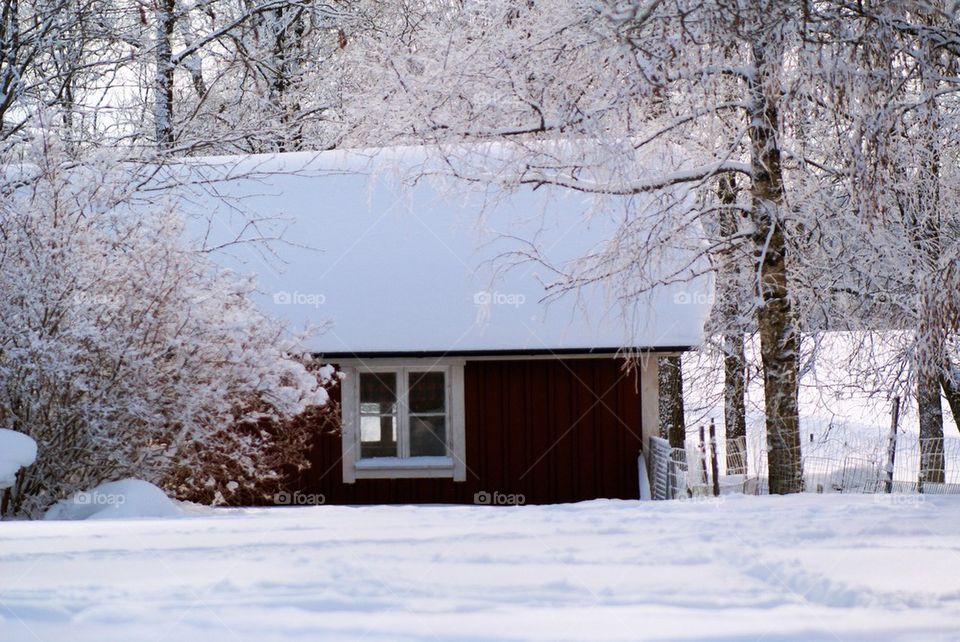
[
  {"x1": 0, "y1": 429, "x2": 37, "y2": 490},
  {"x1": 43, "y1": 479, "x2": 181, "y2": 520}
]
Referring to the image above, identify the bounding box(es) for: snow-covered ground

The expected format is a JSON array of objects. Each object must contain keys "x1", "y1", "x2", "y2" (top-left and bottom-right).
[{"x1": 3, "y1": 496, "x2": 960, "y2": 641}]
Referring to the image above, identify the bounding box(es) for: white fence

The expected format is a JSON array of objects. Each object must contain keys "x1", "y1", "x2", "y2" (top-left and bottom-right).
[{"x1": 647, "y1": 431, "x2": 960, "y2": 499}]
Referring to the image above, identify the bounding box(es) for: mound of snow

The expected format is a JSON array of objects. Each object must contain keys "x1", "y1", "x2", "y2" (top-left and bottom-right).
[
  {"x1": 0, "y1": 428, "x2": 37, "y2": 489},
  {"x1": 44, "y1": 479, "x2": 181, "y2": 520}
]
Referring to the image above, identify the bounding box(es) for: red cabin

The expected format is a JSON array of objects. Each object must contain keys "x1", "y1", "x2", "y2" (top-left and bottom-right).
[{"x1": 199, "y1": 148, "x2": 711, "y2": 504}]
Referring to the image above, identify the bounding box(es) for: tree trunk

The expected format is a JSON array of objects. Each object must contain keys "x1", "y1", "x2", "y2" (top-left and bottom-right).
[
  {"x1": 723, "y1": 333, "x2": 747, "y2": 474},
  {"x1": 270, "y1": 6, "x2": 306, "y2": 152},
  {"x1": 918, "y1": 368, "x2": 945, "y2": 485},
  {"x1": 914, "y1": 37, "x2": 945, "y2": 486},
  {"x1": 658, "y1": 355, "x2": 685, "y2": 449},
  {"x1": 940, "y1": 357, "x2": 960, "y2": 433},
  {"x1": 154, "y1": 0, "x2": 176, "y2": 149},
  {"x1": 717, "y1": 175, "x2": 747, "y2": 475},
  {"x1": 0, "y1": 0, "x2": 21, "y2": 138},
  {"x1": 748, "y1": 39, "x2": 803, "y2": 494}
]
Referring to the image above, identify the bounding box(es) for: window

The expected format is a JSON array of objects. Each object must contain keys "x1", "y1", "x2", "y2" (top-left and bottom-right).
[{"x1": 341, "y1": 361, "x2": 466, "y2": 482}]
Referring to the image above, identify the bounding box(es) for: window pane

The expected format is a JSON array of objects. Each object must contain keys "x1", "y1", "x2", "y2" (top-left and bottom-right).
[
  {"x1": 360, "y1": 372, "x2": 396, "y2": 414},
  {"x1": 360, "y1": 415, "x2": 397, "y2": 458},
  {"x1": 360, "y1": 415, "x2": 382, "y2": 442},
  {"x1": 409, "y1": 415, "x2": 447, "y2": 457},
  {"x1": 408, "y1": 371, "x2": 445, "y2": 414}
]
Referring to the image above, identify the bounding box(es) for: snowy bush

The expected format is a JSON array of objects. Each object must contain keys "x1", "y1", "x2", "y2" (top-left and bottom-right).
[
  {"x1": 166, "y1": 363, "x2": 342, "y2": 507},
  {"x1": 0, "y1": 139, "x2": 330, "y2": 518}
]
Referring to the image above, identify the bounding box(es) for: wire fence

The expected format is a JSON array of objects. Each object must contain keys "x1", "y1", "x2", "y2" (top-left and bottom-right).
[{"x1": 649, "y1": 431, "x2": 960, "y2": 500}]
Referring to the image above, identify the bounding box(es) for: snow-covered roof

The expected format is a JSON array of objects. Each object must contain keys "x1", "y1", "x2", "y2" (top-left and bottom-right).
[{"x1": 181, "y1": 147, "x2": 712, "y2": 356}]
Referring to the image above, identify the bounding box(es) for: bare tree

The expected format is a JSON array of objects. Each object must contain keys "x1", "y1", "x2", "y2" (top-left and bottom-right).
[
  {"x1": 800, "y1": 1, "x2": 960, "y2": 484},
  {"x1": 714, "y1": 175, "x2": 748, "y2": 474},
  {"x1": 659, "y1": 356, "x2": 686, "y2": 448}
]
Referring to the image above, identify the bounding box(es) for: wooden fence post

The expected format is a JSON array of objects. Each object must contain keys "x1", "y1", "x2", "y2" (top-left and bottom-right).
[
  {"x1": 698, "y1": 426, "x2": 708, "y2": 486},
  {"x1": 884, "y1": 396, "x2": 900, "y2": 494},
  {"x1": 709, "y1": 420, "x2": 720, "y2": 497}
]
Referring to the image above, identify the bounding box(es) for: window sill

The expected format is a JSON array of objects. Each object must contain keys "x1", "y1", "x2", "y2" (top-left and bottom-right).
[{"x1": 353, "y1": 456, "x2": 455, "y2": 479}]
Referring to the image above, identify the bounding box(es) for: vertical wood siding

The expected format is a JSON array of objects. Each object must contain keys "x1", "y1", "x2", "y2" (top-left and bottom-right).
[{"x1": 299, "y1": 358, "x2": 643, "y2": 504}]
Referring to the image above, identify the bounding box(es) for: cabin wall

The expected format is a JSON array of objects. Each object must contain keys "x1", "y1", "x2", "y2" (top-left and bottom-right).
[{"x1": 298, "y1": 358, "x2": 644, "y2": 504}]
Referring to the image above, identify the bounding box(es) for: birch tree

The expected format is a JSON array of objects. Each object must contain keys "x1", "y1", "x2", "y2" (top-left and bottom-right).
[
  {"x1": 796, "y1": 1, "x2": 960, "y2": 485},
  {"x1": 145, "y1": 0, "x2": 350, "y2": 154}
]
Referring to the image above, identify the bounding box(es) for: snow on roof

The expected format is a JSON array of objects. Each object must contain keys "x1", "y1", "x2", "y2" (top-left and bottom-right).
[{"x1": 179, "y1": 147, "x2": 712, "y2": 356}]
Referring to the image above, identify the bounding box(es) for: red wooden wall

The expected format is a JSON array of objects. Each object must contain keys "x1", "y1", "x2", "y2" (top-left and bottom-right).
[{"x1": 297, "y1": 358, "x2": 644, "y2": 504}]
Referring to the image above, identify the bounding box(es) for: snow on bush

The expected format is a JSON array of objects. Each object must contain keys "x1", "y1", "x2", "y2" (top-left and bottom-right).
[
  {"x1": 0, "y1": 137, "x2": 330, "y2": 518},
  {"x1": 165, "y1": 362, "x2": 342, "y2": 507},
  {"x1": 43, "y1": 479, "x2": 181, "y2": 520},
  {"x1": 0, "y1": 428, "x2": 37, "y2": 490}
]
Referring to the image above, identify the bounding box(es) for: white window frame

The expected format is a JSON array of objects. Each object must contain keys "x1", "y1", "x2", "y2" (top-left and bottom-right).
[{"x1": 340, "y1": 359, "x2": 466, "y2": 482}]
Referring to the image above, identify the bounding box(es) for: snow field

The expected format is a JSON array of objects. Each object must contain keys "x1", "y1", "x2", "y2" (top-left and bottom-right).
[{"x1": 2, "y1": 495, "x2": 960, "y2": 641}]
